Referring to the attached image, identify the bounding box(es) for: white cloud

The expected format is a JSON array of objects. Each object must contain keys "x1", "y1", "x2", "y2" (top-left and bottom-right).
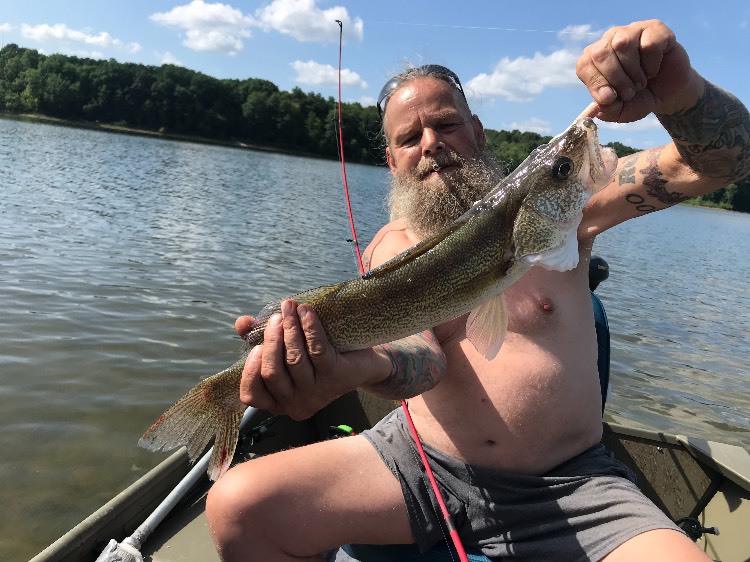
[
  {"x1": 291, "y1": 60, "x2": 366, "y2": 88},
  {"x1": 69, "y1": 49, "x2": 105, "y2": 59},
  {"x1": 150, "y1": 0, "x2": 363, "y2": 55},
  {"x1": 0, "y1": 23, "x2": 14, "y2": 33},
  {"x1": 157, "y1": 51, "x2": 184, "y2": 66},
  {"x1": 150, "y1": 0, "x2": 254, "y2": 55},
  {"x1": 255, "y1": 0, "x2": 363, "y2": 43},
  {"x1": 597, "y1": 115, "x2": 662, "y2": 131},
  {"x1": 466, "y1": 22, "x2": 607, "y2": 103},
  {"x1": 357, "y1": 95, "x2": 376, "y2": 107},
  {"x1": 466, "y1": 48, "x2": 580, "y2": 102},
  {"x1": 501, "y1": 117, "x2": 553, "y2": 135},
  {"x1": 20, "y1": 23, "x2": 141, "y2": 53},
  {"x1": 557, "y1": 24, "x2": 601, "y2": 44}
]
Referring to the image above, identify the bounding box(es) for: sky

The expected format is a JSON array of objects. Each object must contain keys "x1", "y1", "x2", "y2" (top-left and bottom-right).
[{"x1": 1, "y1": 0, "x2": 749, "y2": 149}]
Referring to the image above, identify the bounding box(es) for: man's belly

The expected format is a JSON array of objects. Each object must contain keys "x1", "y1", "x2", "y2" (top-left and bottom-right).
[{"x1": 406, "y1": 334, "x2": 604, "y2": 475}]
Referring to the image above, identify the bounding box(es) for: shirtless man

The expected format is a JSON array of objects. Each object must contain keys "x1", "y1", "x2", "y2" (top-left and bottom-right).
[{"x1": 206, "y1": 20, "x2": 750, "y2": 561}]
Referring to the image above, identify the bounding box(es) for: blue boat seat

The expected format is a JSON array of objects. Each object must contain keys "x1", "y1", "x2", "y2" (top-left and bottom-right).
[
  {"x1": 339, "y1": 276, "x2": 611, "y2": 562},
  {"x1": 591, "y1": 290, "x2": 610, "y2": 413}
]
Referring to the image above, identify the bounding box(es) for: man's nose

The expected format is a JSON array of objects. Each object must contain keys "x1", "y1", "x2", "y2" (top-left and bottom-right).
[{"x1": 421, "y1": 128, "x2": 445, "y2": 156}]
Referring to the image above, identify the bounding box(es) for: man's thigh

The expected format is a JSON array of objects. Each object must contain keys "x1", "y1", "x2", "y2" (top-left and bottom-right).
[
  {"x1": 601, "y1": 528, "x2": 710, "y2": 562},
  {"x1": 212, "y1": 433, "x2": 413, "y2": 556}
]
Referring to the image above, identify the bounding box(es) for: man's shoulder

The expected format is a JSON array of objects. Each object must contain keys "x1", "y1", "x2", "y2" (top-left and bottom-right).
[{"x1": 363, "y1": 219, "x2": 420, "y2": 271}]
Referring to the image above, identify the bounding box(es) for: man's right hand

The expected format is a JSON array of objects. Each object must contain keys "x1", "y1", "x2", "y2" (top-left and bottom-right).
[{"x1": 235, "y1": 299, "x2": 392, "y2": 420}]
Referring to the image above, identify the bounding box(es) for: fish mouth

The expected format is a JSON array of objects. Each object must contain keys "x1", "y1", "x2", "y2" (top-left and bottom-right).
[{"x1": 576, "y1": 117, "x2": 618, "y2": 194}]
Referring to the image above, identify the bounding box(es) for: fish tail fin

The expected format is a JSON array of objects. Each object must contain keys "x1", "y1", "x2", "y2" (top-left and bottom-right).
[{"x1": 138, "y1": 360, "x2": 245, "y2": 480}]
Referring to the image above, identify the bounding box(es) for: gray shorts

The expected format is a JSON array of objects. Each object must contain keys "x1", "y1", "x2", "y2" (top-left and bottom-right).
[{"x1": 360, "y1": 407, "x2": 681, "y2": 561}]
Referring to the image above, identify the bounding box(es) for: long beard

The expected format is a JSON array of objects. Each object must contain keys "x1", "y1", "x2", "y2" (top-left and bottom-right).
[{"x1": 388, "y1": 148, "x2": 505, "y2": 238}]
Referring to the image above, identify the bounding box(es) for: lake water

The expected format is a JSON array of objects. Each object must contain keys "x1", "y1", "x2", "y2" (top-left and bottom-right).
[{"x1": 1, "y1": 117, "x2": 748, "y2": 561}]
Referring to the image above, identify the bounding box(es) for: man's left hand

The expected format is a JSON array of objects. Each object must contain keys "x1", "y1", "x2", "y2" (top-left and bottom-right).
[{"x1": 576, "y1": 19, "x2": 703, "y2": 122}]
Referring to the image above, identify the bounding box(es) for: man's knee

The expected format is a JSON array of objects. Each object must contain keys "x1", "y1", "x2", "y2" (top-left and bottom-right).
[{"x1": 206, "y1": 463, "x2": 268, "y2": 540}]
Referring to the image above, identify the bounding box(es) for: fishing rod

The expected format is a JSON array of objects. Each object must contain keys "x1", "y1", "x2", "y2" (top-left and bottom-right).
[
  {"x1": 333, "y1": 20, "x2": 469, "y2": 562},
  {"x1": 334, "y1": 19, "x2": 364, "y2": 274}
]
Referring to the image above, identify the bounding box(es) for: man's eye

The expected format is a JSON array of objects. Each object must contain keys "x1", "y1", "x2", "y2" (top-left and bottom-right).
[{"x1": 401, "y1": 134, "x2": 420, "y2": 146}]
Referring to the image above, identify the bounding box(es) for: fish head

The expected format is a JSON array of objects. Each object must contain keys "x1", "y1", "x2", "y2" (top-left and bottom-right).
[
  {"x1": 522, "y1": 116, "x2": 617, "y2": 222},
  {"x1": 507, "y1": 116, "x2": 618, "y2": 270}
]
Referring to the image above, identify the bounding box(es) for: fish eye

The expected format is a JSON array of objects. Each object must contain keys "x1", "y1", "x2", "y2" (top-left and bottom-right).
[{"x1": 551, "y1": 156, "x2": 574, "y2": 180}]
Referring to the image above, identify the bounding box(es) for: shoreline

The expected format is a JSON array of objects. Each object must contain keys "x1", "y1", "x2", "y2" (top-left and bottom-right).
[
  {"x1": 3, "y1": 112, "x2": 742, "y2": 214},
  {"x1": 0, "y1": 111, "x2": 324, "y2": 159}
]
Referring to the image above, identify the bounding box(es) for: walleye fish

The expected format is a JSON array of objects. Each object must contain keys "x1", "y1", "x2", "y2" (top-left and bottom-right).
[{"x1": 139, "y1": 113, "x2": 618, "y2": 480}]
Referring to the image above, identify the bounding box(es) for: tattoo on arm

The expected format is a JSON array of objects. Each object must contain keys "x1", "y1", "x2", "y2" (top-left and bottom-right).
[
  {"x1": 658, "y1": 80, "x2": 750, "y2": 181},
  {"x1": 617, "y1": 154, "x2": 639, "y2": 186},
  {"x1": 364, "y1": 330, "x2": 446, "y2": 399},
  {"x1": 623, "y1": 148, "x2": 689, "y2": 213}
]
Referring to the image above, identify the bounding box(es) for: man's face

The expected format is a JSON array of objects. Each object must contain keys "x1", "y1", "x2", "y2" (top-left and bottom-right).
[
  {"x1": 382, "y1": 76, "x2": 501, "y2": 237},
  {"x1": 383, "y1": 76, "x2": 485, "y2": 183}
]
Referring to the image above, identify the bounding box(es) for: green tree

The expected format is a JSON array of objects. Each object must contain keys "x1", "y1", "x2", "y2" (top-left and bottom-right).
[{"x1": 0, "y1": 42, "x2": 745, "y2": 213}]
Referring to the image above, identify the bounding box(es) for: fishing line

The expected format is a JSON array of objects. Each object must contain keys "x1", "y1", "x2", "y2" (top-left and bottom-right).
[
  {"x1": 334, "y1": 19, "x2": 364, "y2": 275},
  {"x1": 334, "y1": 20, "x2": 469, "y2": 562},
  {"x1": 371, "y1": 21, "x2": 600, "y2": 35}
]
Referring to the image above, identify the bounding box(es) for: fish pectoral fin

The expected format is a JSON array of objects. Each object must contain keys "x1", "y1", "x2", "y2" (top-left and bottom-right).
[
  {"x1": 523, "y1": 229, "x2": 580, "y2": 272},
  {"x1": 465, "y1": 293, "x2": 508, "y2": 360}
]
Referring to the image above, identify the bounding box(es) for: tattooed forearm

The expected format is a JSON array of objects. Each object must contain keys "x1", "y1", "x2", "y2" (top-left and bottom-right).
[
  {"x1": 640, "y1": 147, "x2": 690, "y2": 204},
  {"x1": 658, "y1": 80, "x2": 750, "y2": 181},
  {"x1": 363, "y1": 330, "x2": 446, "y2": 399},
  {"x1": 617, "y1": 154, "x2": 639, "y2": 186},
  {"x1": 624, "y1": 148, "x2": 689, "y2": 213}
]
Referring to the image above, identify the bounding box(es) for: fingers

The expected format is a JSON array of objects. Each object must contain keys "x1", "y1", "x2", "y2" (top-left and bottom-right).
[
  {"x1": 238, "y1": 311, "x2": 285, "y2": 412},
  {"x1": 238, "y1": 299, "x2": 338, "y2": 420},
  {"x1": 576, "y1": 20, "x2": 675, "y2": 115},
  {"x1": 258, "y1": 310, "x2": 297, "y2": 406},
  {"x1": 296, "y1": 303, "x2": 338, "y2": 374},
  {"x1": 234, "y1": 315, "x2": 255, "y2": 337},
  {"x1": 239, "y1": 343, "x2": 279, "y2": 412},
  {"x1": 576, "y1": 102, "x2": 600, "y2": 121},
  {"x1": 637, "y1": 24, "x2": 674, "y2": 81}
]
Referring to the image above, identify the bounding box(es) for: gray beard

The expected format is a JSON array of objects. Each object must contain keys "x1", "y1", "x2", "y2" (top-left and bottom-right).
[{"x1": 388, "y1": 148, "x2": 505, "y2": 238}]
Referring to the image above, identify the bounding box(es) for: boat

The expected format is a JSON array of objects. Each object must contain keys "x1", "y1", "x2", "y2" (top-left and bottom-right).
[
  {"x1": 31, "y1": 260, "x2": 750, "y2": 562},
  {"x1": 30, "y1": 388, "x2": 750, "y2": 562}
]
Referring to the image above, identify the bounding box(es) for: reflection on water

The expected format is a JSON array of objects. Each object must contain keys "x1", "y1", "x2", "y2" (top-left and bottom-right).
[
  {"x1": 595, "y1": 205, "x2": 750, "y2": 442},
  {"x1": 1, "y1": 118, "x2": 748, "y2": 561}
]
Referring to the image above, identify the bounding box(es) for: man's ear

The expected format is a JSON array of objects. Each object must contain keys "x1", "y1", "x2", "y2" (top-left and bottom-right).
[
  {"x1": 386, "y1": 146, "x2": 397, "y2": 173},
  {"x1": 472, "y1": 114, "x2": 486, "y2": 149}
]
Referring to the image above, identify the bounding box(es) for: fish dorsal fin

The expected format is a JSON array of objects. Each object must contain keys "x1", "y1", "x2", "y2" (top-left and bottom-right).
[
  {"x1": 523, "y1": 230, "x2": 580, "y2": 272},
  {"x1": 465, "y1": 293, "x2": 508, "y2": 360},
  {"x1": 362, "y1": 215, "x2": 472, "y2": 280}
]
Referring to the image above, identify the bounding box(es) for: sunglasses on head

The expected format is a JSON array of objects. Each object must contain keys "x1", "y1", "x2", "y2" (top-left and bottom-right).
[{"x1": 376, "y1": 64, "x2": 466, "y2": 119}]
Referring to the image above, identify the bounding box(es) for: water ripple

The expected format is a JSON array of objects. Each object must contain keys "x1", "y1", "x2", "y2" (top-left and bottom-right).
[{"x1": 1, "y1": 117, "x2": 748, "y2": 561}]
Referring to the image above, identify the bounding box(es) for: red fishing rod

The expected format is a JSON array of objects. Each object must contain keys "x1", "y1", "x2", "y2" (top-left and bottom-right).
[
  {"x1": 333, "y1": 19, "x2": 469, "y2": 562},
  {"x1": 334, "y1": 19, "x2": 364, "y2": 273}
]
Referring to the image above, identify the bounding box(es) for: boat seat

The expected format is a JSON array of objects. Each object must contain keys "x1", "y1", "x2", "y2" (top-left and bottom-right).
[
  {"x1": 591, "y1": 290, "x2": 610, "y2": 413},
  {"x1": 338, "y1": 261, "x2": 611, "y2": 562}
]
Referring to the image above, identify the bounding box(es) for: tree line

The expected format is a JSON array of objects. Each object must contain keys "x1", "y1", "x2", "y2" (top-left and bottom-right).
[{"x1": 1, "y1": 43, "x2": 747, "y2": 212}]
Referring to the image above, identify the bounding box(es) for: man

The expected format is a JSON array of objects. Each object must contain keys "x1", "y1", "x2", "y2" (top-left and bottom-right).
[{"x1": 206, "y1": 20, "x2": 749, "y2": 561}]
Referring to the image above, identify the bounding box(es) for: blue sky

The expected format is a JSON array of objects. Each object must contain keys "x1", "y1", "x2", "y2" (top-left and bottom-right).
[{"x1": 1, "y1": 0, "x2": 748, "y2": 149}]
